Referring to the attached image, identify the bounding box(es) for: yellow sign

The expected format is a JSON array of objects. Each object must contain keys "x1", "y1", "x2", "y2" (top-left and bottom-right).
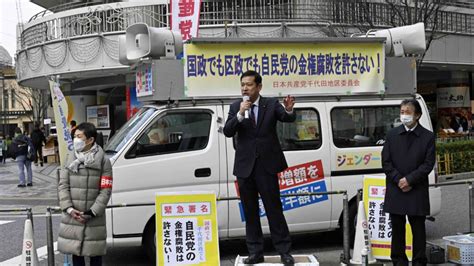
[
  {"x1": 336, "y1": 151, "x2": 382, "y2": 171},
  {"x1": 155, "y1": 192, "x2": 219, "y2": 265},
  {"x1": 363, "y1": 175, "x2": 413, "y2": 260},
  {"x1": 184, "y1": 42, "x2": 385, "y2": 97},
  {"x1": 447, "y1": 245, "x2": 461, "y2": 262}
]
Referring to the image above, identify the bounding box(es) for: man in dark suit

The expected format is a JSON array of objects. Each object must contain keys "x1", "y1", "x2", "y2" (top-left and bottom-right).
[
  {"x1": 382, "y1": 99, "x2": 435, "y2": 266},
  {"x1": 224, "y1": 70, "x2": 296, "y2": 265}
]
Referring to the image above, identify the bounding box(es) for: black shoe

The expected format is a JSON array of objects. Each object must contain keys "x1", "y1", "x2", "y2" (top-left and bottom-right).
[
  {"x1": 40, "y1": 162, "x2": 43, "y2": 167},
  {"x1": 280, "y1": 253, "x2": 295, "y2": 265},
  {"x1": 243, "y1": 254, "x2": 264, "y2": 264},
  {"x1": 27, "y1": 183, "x2": 33, "y2": 187},
  {"x1": 17, "y1": 184, "x2": 26, "y2": 188}
]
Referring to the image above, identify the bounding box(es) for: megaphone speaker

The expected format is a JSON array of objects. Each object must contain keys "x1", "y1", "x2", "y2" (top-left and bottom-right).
[
  {"x1": 374, "y1": 22, "x2": 426, "y2": 56},
  {"x1": 125, "y1": 23, "x2": 183, "y2": 61}
]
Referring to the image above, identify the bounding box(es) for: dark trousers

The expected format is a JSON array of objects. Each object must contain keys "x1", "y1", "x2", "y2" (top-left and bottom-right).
[
  {"x1": 390, "y1": 214, "x2": 427, "y2": 266},
  {"x1": 72, "y1": 255, "x2": 102, "y2": 266},
  {"x1": 33, "y1": 144, "x2": 43, "y2": 164},
  {"x1": 237, "y1": 159, "x2": 291, "y2": 256}
]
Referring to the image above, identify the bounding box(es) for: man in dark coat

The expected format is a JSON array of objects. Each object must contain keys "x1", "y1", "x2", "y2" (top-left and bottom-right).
[
  {"x1": 224, "y1": 70, "x2": 296, "y2": 265},
  {"x1": 382, "y1": 99, "x2": 435, "y2": 266},
  {"x1": 30, "y1": 123, "x2": 46, "y2": 167}
]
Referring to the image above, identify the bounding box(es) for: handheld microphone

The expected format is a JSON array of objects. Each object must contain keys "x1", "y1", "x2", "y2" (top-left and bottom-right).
[{"x1": 243, "y1": 96, "x2": 250, "y2": 119}]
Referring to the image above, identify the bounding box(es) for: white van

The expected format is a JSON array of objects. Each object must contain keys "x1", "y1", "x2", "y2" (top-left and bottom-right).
[{"x1": 104, "y1": 93, "x2": 442, "y2": 259}]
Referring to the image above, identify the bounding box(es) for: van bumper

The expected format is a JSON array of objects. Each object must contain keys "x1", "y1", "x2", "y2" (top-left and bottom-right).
[{"x1": 429, "y1": 186, "x2": 442, "y2": 216}]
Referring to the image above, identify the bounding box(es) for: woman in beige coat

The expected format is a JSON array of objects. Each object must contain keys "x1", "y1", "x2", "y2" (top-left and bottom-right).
[{"x1": 58, "y1": 122, "x2": 112, "y2": 266}]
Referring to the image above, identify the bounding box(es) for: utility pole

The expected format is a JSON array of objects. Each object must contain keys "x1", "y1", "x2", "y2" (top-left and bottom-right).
[{"x1": 0, "y1": 75, "x2": 4, "y2": 136}]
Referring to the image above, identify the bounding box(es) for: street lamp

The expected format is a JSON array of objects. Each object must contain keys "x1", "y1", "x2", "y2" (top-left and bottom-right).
[{"x1": 0, "y1": 75, "x2": 4, "y2": 136}]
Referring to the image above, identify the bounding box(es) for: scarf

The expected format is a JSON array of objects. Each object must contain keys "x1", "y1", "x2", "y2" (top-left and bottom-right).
[{"x1": 67, "y1": 143, "x2": 100, "y2": 173}]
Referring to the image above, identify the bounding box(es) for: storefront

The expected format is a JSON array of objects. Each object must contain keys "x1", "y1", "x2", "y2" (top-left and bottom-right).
[{"x1": 418, "y1": 69, "x2": 473, "y2": 139}]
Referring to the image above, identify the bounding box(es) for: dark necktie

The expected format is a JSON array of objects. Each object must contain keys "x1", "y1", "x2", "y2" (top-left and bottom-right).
[{"x1": 250, "y1": 105, "x2": 257, "y2": 126}]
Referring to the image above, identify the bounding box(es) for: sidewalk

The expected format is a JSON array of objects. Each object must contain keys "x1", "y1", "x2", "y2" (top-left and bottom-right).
[{"x1": 0, "y1": 159, "x2": 60, "y2": 213}]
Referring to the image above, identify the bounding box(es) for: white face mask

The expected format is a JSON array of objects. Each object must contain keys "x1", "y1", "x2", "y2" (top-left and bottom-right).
[
  {"x1": 400, "y1": 114, "x2": 414, "y2": 126},
  {"x1": 74, "y1": 138, "x2": 86, "y2": 152}
]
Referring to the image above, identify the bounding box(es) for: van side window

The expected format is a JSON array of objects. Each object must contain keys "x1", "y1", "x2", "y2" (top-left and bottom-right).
[
  {"x1": 277, "y1": 108, "x2": 322, "y2": 151},
  {"x1": 331, "y1": 106, "x2": 400, "y2": 148},
  {"x1": 132, "y1": 112, "x2": 211, "y2": 157}
]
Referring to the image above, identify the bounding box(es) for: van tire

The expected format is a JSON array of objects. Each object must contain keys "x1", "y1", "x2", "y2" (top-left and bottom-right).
[
  {"x1": 339, "y1": 200, "x2": 357, "y2": 248},
  {"x1": 348, "y1": 201, "x2": 358, "y2": 248},
  {"x1": 143, "y1": 218, "x2": 156, "y2": 263}
]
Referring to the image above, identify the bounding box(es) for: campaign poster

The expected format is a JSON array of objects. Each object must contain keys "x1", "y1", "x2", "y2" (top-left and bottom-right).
[{"x1": 156, "y1": 192, "x2": 219, "y2": 265}]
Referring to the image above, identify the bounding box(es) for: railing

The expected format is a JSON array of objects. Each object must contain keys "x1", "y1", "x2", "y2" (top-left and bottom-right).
[
  {"x1": 199, "y1": 0, "x2": 473, "y2": 35},
  {"x1": 20, "y1": 4, "x2": 168, "y2": 49},
  {"x1": 20, "y1": 0, "x2": 474, "y2": 49}
]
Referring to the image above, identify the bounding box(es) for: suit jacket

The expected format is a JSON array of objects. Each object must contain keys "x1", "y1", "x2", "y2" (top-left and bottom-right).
[
  {"x1": 382, "y1": 124, "x2": 435, "y2": 216},
  {"x1": 223, "y1": 96, "x2": 296, "y2": 178}
]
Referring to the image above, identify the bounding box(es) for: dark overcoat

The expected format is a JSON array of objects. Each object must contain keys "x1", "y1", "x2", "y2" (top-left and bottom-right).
[
  {"x1": 382, "y1": 124, "x2": 435, "y2": 216},
  {"x1": 223, "y1": 96, "x2": 296, "y2": 178}
]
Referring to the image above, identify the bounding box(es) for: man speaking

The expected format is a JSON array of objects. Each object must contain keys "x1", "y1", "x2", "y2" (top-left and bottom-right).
[{"x1": 224, "y1": 70, "x2": 296, "y2": 265}]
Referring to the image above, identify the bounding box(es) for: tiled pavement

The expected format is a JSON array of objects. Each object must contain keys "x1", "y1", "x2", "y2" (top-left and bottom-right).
[{"x1": 0, "y1": 159, "x2": 60, "y2": 214}]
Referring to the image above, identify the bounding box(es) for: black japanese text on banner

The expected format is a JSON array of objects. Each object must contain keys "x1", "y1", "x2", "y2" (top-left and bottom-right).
[{"x1": 184, "y1": 42, "x2": 385, "y2": 97}]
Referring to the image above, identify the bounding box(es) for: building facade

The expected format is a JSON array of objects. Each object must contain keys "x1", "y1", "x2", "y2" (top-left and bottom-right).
[{"x1": 16, "y1": 0, "x2": 474, "y2": 134}]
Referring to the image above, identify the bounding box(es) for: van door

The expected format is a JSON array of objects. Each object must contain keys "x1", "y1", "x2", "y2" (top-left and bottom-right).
[
  {"x1": 225, "y1": 102, "x2": 333, "y2": 237},
  {"x1": 111, "y1": 107, "x2": 225, "y2": 238}
]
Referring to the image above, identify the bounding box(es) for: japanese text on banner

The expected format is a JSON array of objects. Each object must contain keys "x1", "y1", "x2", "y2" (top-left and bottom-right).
[
  {"x1": 171, "y1": 0, "x2": 201, "y2": 41},
  {"x1": 184, "y1": 42, "x2": 385, "y2": 97}
]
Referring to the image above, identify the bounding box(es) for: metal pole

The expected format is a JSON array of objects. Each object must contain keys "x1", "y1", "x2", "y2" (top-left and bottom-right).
[
  {"x1": 356, "y1": 188, "x2": 362, "y2": 206},
  {"x1": 469, "y1": 183, "x2": 473, "y2": 233},
  {"x1": 1, "y1": 76, "x2": 5, "y2": 135},
  {"x1": 26, "y1": 207, "x2": 33, "y2": 228},
  {"x1": 46, "y1": 207, "x2": 55, "y2": 266},
  {"x1": 342, "y1": 192, "x2": 350, "y2": 264}
]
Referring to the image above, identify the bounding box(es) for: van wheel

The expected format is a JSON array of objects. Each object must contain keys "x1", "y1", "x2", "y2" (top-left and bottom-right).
[
  {"x1": 348, "y1": 201, "x2": 358, "y2": 248},
  {"x1": 339, "y1": 200, "x2": 357, "y2": 248},
  {"x1": 143, "y1": 218, "x2": 156, "y2": 263}
]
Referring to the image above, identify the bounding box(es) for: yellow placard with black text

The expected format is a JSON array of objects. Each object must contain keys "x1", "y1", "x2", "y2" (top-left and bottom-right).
[
  {"x1": 363, "y1": 175, "x2": 413, "y2": 260},
  {"x1": 155, "y1": 192, "x2": 219, "y2": 265}
]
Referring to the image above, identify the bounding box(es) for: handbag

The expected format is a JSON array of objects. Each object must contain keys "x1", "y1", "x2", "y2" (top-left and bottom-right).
[{"x1": 26, "y1": 142, "x2": 36, "y2": 161}]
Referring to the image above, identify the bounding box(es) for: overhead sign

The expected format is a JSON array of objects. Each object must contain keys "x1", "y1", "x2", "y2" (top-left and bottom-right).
[
  {"x1": 155, "y1": 192, "x2": 219, "y2": 265},
  {"x1": 363, "y1": 175, "x2": 413, "y2": 260},
  {"x1": 170, "y1": 0, "x2": 201, "y2": 41},
  {"x1": 184, "y1": 42, "x2": 385, "y2": 97}
]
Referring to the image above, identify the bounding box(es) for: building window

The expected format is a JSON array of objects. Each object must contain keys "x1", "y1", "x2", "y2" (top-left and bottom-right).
[
  {"x1": 11, "y1": 90, "x2": 15, "y2": 108},
  {"x1": 3, "y1": 90, "x2": 8, "y2": 110}
]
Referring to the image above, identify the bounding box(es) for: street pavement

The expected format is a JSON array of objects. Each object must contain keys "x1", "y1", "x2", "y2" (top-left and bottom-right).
[{"x1": 0, "y1": 159, "x2": 472, "y2": 265}]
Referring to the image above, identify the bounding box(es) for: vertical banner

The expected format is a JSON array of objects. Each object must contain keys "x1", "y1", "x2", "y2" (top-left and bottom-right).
[
  {"x1": 156, "y1": 192, "x2": 219, "y2": 265},
  {"x1": 49, "y1": 80, "x2": 74, "y2": 167},
  {"x1": 170, "y1": 0, "x2": 201, "y2": 41},
  {"x1": 363, "y1": 175, "x2": 413, "y2": 260}
]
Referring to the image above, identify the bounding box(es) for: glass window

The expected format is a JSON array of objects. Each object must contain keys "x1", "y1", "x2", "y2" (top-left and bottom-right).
[
  {"x1": 277, "y1": 108, "x2": 322, "y2": 151},
  {"x1": 133, "y1": 111, "x2": 211, "y2": 157},
  {"x1": 105, "y1": 107, "x2": 157, "y2": 153},
  {"x1": 331, "y1": 106, "x2": 400, "y2": 148}
]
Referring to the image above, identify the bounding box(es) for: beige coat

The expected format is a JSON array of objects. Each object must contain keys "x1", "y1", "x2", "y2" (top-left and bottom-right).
[{"x1": 57, "y1": 147, "x2": 112, "y2": 256}]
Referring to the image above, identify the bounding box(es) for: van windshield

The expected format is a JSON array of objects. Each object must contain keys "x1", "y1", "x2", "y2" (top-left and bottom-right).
[{"x1": 105, "y1": 107, "x2": 157, "y2": 153}]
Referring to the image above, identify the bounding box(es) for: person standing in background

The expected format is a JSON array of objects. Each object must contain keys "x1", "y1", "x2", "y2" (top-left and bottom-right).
[
  {"x1": 12, "y1": 128, "x2": 35, "y2": 187},
  {"x1": 31, "y1": 123, "x2": 47, "y2": 167},
  {"x1": 70, "y1": 120, "x2": 77, "y2": 139}
]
